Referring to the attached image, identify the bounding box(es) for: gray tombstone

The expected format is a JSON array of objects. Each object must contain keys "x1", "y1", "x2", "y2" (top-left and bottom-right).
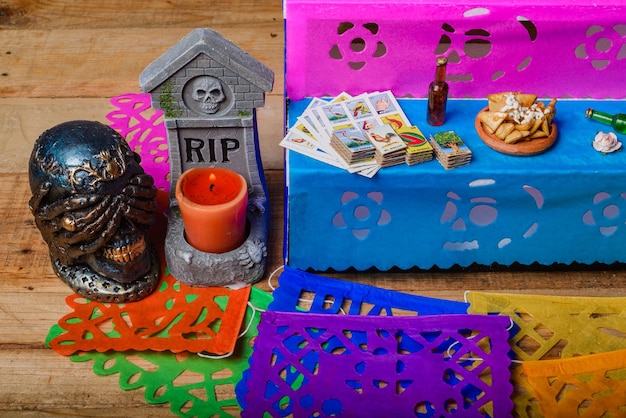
[{"x1": 139, "y1": 28, "x2": 274, "y2": 287}]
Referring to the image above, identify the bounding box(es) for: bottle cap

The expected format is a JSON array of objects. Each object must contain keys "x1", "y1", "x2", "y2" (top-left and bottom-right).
[
  {"x1": 585, "y1": 108, "x2": 593, "y2": 118},
  {"x1": 436, "y1": 57, "x2": 448, "y2": 66}
]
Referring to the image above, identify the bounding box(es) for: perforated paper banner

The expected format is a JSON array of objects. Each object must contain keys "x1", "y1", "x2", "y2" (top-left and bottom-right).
[
  {"x1": 466, "y1": 291, "x2": 626, "y2": 361},
  {"x1": 237, "y1": 267, "x2": 470, "y2": 409},
  {"x1": 270, "y1": 266, "x2": 469, "y2": 315},
  {"x1": 46, "y1": 287, "x2": 272, "y2": 418},
  {"x1": 47, "y1": 270, "x2": 251, "y2": 355},
  {"x1": 508, "y1": 365, "x2": 541, "y2": 418},
  {"x1": 106, "y1": 93, "x2": 170, "y2": 192},
  {"x1": 241, "y1": 311, "x2": 513, "y2": 417},
  {"x1": 466, "y1": 290, "x2": 626, "y2": 417},
  {"x1": 522, "y1": 349, "x2": 626, "y2": 417}
]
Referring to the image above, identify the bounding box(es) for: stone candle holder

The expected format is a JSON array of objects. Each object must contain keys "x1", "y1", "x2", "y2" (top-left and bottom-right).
[{"x1": 140, "y1": 28, "x2": 273, "y2": 287}]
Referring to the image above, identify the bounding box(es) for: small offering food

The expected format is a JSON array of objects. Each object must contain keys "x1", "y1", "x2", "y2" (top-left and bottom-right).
[
  {"x1": 478, "y1": 92, "x2": 557, "y2": 144},
  {"x1": 592, "y1": 131, "x2": 622, "y2": 154}
]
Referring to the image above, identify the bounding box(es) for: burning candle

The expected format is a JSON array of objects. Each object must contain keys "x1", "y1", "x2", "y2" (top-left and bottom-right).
[{"x1": 176, "y1": 167, "x2": 248, "y2": 254}]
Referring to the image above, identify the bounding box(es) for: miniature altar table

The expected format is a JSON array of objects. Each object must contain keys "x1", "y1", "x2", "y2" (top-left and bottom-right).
[
  {"x1": 285, "y1": 98, "x2": 626, "y2": 271},
  {"x1": 283, "y1": 0, "x2": 626, "y2": 271}
]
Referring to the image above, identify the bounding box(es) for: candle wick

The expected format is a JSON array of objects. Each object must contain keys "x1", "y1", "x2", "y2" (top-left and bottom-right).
[{"x1": 210, "y1": 183, "x2": 215, "y2": 192}]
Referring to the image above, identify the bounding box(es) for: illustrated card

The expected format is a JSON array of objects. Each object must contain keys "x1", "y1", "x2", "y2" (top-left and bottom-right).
[
  {"x1": 280, "y1": 128, "x2": 316, "y2": 151},
  {"x1": 316, "y1": 102, "x2": 350, "y2": 128},
  {"x1": 381, "y1": 114, "x2": 410, "y2": 132},
  {"x1": 282, "y1": 91, "x2": 420, "y2": 177},
  {"x1": 344, "y1": 96, "x2": 374, "y2": 121},
  {"x1": 333, "y1": 125, "x2": 375, "y2": 153},
  {"x1": 332, "y1": 91, "x2": 353, "y2": 103},
  {"x1": 397, "y1": 125, "x2": 433, "y2": 154},
  {"x1": 281, "y1": 97, "x2": 345, "y2": 168},
  {"x1": 280, "y1": 130, "x2": 343, "y2": 168},
  {"x1": 299, "y1": 97, "x2": 329, "y2": 138},
  {"x1": 358, "y1": 164, "x2": 381, "y2": 178},
  {"x1": 366, "y1": 91, "x2": 411, "y2": 125},
  {"x1": 432, "y1": 131, "x2": 471, "y2": 155},
  {"x1": 367, "y1": 124, "x2": 407, "y2": 155}
]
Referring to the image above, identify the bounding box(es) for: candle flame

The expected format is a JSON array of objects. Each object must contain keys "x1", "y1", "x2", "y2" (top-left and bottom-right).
[{"x1": 209, "y1": 173, "x2": 216, "y2": 192}]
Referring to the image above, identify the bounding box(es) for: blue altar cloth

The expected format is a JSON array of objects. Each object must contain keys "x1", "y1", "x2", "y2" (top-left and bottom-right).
[{"x1": 285, "y1": 98, "x2": 626, "y2": 271}]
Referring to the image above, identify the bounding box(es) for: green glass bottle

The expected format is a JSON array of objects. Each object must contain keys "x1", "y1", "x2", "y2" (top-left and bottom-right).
[{"x1": 585, "y1": 108, "x2": 626, "y2": 134}]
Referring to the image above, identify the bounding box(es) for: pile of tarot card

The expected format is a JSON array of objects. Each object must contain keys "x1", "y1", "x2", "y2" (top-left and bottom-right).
[
  {"x1": 429, "y1": 131, "x2": 472, "y2": 169},
  {"x1": 280, "y1": 91, "x2": 433, "y2": 178},
  {"x1": 402, "y1": 125, "x2": 437, "y2": 166}
]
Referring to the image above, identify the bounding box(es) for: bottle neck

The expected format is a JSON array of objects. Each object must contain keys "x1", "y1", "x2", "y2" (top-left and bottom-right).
[
  {"x1": 586, "y1": 108, "x2": 612, "y2": 124},
  {"x1": 435, "y1": 63, "x2": 447, "y2": 83}
]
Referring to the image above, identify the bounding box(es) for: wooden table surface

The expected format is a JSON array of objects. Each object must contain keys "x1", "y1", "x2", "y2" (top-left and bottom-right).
[{"x1": 1, "y1": 1, "x2": 625, "y2": 416}]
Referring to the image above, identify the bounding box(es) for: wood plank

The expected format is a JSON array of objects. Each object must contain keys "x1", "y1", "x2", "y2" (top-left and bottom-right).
[
  {"x1": 0, "y1": 347, "x2": 242, "y2": 416},
  {"x1": 0, "y1": 349, "x2": 175, "y2": 416},
  {"x1": 0, "y1": 96, "x2": 285, "y2": 174},
  {"x1": 1, "y1": 0, "x2": 283, "y2": 30},
  {"x1": 0, "y1": 28, "x2": 284, "y2": 99}
]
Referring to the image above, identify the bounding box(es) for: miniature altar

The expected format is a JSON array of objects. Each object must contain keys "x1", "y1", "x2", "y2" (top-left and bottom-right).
[{"x1": 283, "y1": 0, "x2": 626, "y2": 271}]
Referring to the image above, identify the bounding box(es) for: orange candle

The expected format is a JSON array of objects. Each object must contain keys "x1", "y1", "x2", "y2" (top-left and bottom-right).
[{"x1": 176, "y1": 167, "x2": 248, "y2": 253}]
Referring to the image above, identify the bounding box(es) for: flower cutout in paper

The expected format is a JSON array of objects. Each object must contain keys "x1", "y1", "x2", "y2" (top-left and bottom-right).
[
  {"x1": 575, "y1": 24, "x2": 626, "y2": 70},
  {"x1": 583, "y1": 191, "x2": 626, "y2": 237},
  {"x1": 332, "y1": 191, "x2": 391, "y2": 240},
  {"x1": 435, "y1": 12, "x2": 537, "y2": 85},
  {"x1": 329, "y1": 22, "x2": 387, "y2": 70}
]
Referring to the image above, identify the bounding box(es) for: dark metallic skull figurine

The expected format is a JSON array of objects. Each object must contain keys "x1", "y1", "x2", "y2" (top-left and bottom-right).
[{"x1": 28, "y1": 121, "x2": 160, "y2": 302}]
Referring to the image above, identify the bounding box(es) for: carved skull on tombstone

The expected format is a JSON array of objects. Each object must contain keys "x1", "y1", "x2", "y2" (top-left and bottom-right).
[
  {"x1": 186, "y1": 75, "x2": 227, "y2": 114},
  {"x1": 28, "y1": 120, "x2": 160, "y2": 302}
]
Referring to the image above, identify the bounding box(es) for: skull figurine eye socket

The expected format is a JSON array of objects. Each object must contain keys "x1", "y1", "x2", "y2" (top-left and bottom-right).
[{"x1": 193, "y1": 89, "x2": 207, "y2": 101}]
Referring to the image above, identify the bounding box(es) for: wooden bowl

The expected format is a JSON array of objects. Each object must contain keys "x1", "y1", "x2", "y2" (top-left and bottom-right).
[{"x1": 474, "y1": 107, "x2": 558, "y2": 156}]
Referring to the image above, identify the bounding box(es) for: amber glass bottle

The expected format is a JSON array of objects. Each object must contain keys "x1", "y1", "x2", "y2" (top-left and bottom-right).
[
  {"x1": 585, "y1": 108, "x2": 626, "y2": 134},
  {"x1": 427, "y1": 57, "x2": 449, "y2": 126}
]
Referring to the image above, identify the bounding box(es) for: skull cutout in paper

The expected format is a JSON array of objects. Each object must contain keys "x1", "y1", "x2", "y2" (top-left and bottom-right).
[
  {"x1": 435, "y1": 8, "x2": 537, "y2": 85},
  {"x1": 440, "y1": 180, "x2": 543, "y2": 251},
  {"x1": 28, "y1": 121, "x2": 160, "y2": 302}
]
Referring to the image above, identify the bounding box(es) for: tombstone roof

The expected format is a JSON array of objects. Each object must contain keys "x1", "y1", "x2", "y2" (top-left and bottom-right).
[{"x1": 139, "y1": 28, "x2": 274, "y2": 94}]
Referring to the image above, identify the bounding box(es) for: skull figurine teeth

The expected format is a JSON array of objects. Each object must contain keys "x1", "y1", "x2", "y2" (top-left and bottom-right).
[{"x1": 28, "y1": 120, "x2": 160, "y2": 302}]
